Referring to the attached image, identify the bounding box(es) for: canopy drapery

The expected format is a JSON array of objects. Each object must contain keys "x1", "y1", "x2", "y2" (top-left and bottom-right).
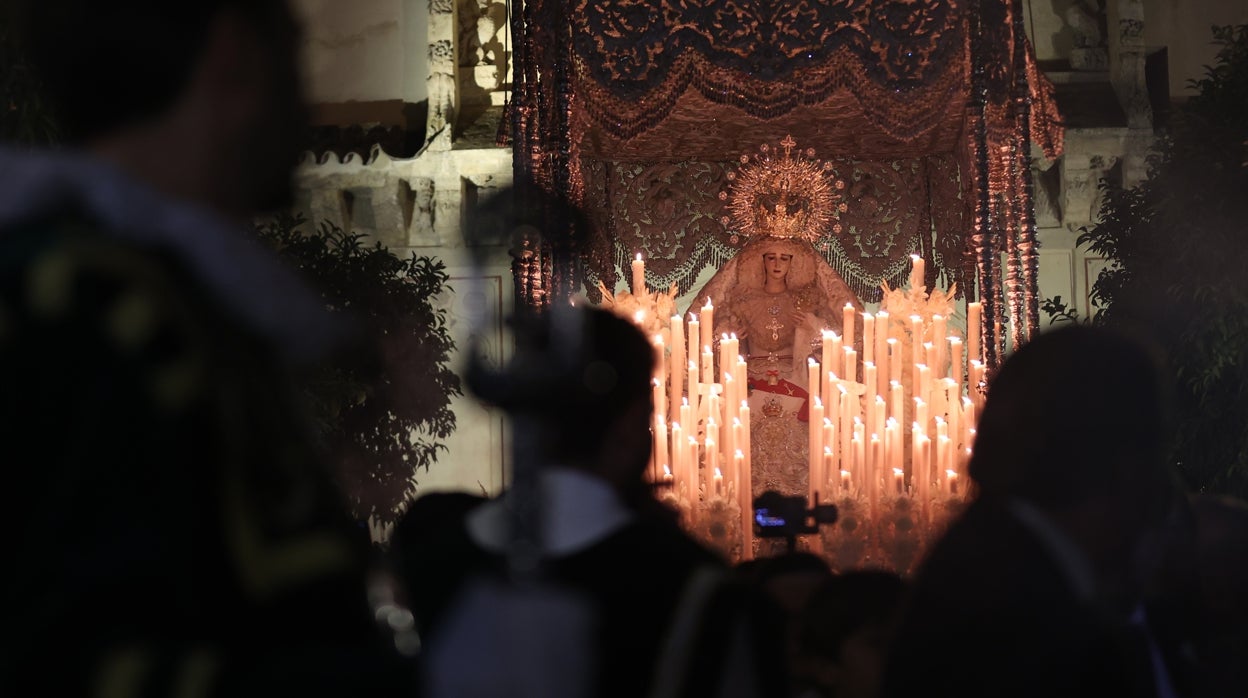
[{"x1": 507, "y1": 0, "x2": 1063, "y2": 365}]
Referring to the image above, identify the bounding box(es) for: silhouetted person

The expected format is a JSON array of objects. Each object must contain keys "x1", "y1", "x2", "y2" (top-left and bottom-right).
[
  {"x1": 0, "y1": 2, "x2": 407, "y2": 695},
  {"x1": 794, "y1": 571, "x2": 906, "y2": 698},
  {"x1": 417, "y1": 306, "x2": 785, "y2": 698},
  {"x1": 881, "y1": 326, "x2": 1181, "y2": 698},
  {"x1": 390, "y1": 491, "x2": 487, "y2": 636}
]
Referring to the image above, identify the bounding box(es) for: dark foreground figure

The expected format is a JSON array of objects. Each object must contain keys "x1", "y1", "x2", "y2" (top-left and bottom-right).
[
  {"x1": 881, "y1": 326, "x2": 1183, "y2": 698},
  {"x1": 0, "y1": 2, "x2": 408, "y2": 695}
]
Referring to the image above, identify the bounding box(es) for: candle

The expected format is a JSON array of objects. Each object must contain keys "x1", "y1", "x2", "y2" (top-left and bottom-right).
[
  {"x1": 740, "y1": 402, "x2": 752, "y2": 473},
  {"x1": 670, "y1": 316, "x2": 685, "y2": 424},
  {"x1": 652, "y1": 378, "x2": 665, "y2": 432},
  {"x1": 670, "y1": 422, "x2": 684, "y2": 485},
  {"x1": 699, "y1": 299, "x2": 714, "y2": 354},
  {"x1": 713, "y1": 466, "x2": 724, "y2": 497},
  {"x1": 890, "y1": 380, "x2": 904, "y2": 425},
  {"x1": 809, "y1": 397, "x2": 824, "y2": 503},
  {"x1": 887, "y1": 338, "x2": 901, "y2": 384},
  {"x1": 915, "y1": 398, "x2": 929, "y2": 436},
  {"x1": 947, "y1": 469, "x2": 959, "y2": 496},
  {"x1": 844, "y1": 347, "x2": 857, "y2": 384},
  {"x1": 949, "y1": 336, "x2": 963, "y2": 389},
  {"x1": 910, "y1": 254, "x2": 925, "y2": 290},
  {"x1": 875, "y1": 311, "x2": 890, "y2": 393},
  {"x1": 701, "y1": 346, "x2": 714, "y2": 404},
  {"x1": 863, "y1": 313, "x2": 875, "y2": 365},
  {"x1": 843, "y1": 303, "x2": 856, "y2": 350},
  {"x1": 732, "y1": 418, "x2": 744, "y2": 486},
  {"x1": 821, "y1": 331, "x2": 838, "y2": 398},
  {"x1": 840, "y1": 469, "x2": 852, "y2": 495},
  {"x1": 967, "y1": 301, "x2": 982, "y2": 363},
  {"x1": 839, "y1": 386, "x2": 852, "y2": 476},
  {"x1": 893, "y1": 468, "x2": 905, "y2": 495},
  {"x1": 808, "y1": 357, "x2": 821, "y2": 397},
  {"x1": 910, "y1": 315, "x2": 923, "y2": 370},
  {"x1": 631, "y1": 253, "x2": 645, "y2": 294},
  {"x1": 655, "y1": 415, "x2": 668, "y2": 482},
  {"x1": 823, "y1": 447, "x2": 834, "y2": 500},
  {"x1": 824, "y1": 417, "x2": 835, "y2": 476},
  {"x1": 918, "y1": 364, "x2": 931, "y2": 404},
  {"x1": 688, "y1": 436, "x2": 700, "y2": 501},
  {"x1": 932, "y1": 315, "x2": 947, "y2": 377},
  {"x1": 863, "y1": 363, "x2": 877, "y2": 430},
  {"x1": 688, "y1": 313, "x2": 700, "y2": 383}
]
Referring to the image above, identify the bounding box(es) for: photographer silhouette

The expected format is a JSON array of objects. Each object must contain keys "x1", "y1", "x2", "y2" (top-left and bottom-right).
[{"x1": 754, "y1": 491, "x2": 839, "y2": 553}]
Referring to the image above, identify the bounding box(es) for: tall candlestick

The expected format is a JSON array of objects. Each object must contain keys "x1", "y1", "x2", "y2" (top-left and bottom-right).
[
  {"x1": 655, "y1": 415, "x2": 668, "y2": 482},
  {"x1": 632, "y1": 253, "x2": 645, "y2": 295},
  {"x1": 910, "y1": 254, "x2": 925, "y2": 290},
  {"x1": 932, "y1": 315, "x2": 947, "y2": 377},
  {"x1": 670, "y1": 316, "x2": 685, "y2": 424},
  {"x1": 844, "y1": 347, "x2": 857, "y2": 384},
  {"x1": 652, "y1": 378, "x2": 665, "y2": 432},
  {"x1": 670, "y1": 422, "x2": 684, "y2": 485},
  {"x1": 862, "y1": 313, "x2": 876, "y2": 365},
  {"x1": 910, "y1": 315, "x2": 923, "y2": 370},
  {"x1": 967, "y1": 301, "x2": 982, "y2": 363},
  {"x1": 699, "y1": 299, "x2": 714, "y2": 355},
  {"x1": 888, "y1": 338, "x2": 902, "y2": 384},
  {"x1": 843, "y1": 303, "x2": 856, "y2": 350},
  {"x1": 821, "y1": 331, "x2": 838, "y2": 399},
  {"x1": 875, "y1": 312, "x2": 889, "y2": 392},
  {"x1": 890, "y1": 380, "x2": 904, "y2": 425},
  {"x1": 808, "y1": 358, "x2": 821, "y2": 397},
  {"x1": 688, "y1": 314, "x2": 700, "y2": 383},
  {"x1": 809, "y1": 397, "x2": 824, "y2": 504},
  {"x1": 949, "y1": 336, "x2": 963, "y2": 389}
]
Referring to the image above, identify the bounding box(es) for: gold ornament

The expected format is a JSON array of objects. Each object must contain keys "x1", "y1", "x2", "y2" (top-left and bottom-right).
[{"x1": 723, "y1": 134, "x2": 845, "y2": 244}]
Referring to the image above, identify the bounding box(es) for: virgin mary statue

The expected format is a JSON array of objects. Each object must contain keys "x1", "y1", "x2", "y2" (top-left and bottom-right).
[{"x1": 685, "y1": 136, "x2": 863, "y2": 504}]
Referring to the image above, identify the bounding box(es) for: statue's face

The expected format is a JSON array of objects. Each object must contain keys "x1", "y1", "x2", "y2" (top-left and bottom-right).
[{"x1": 764, "y1": 252, "x2": 793, "y2": 282}]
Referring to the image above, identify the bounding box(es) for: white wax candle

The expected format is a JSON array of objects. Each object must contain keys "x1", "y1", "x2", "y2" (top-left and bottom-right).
[
  {"x1": 845, "y1": 347, "x2": 857, "y2": 384},
  {"x1": 670, "y1": 422, "x2": 684, "y2": 485},
  {"x1": 910, "y1": 254, "x2": 925, "y2": 290},
  {"x1": 840, "y1": 469, "x2": 852, "y2": 495},
  {"x1": 821, "y1": 331, "x2": 837, "y2": 398},
  {"x1": 655, "y1": 415, "x2": 668, "y2": 482},
  {"x1": 632, "y1": 253, "x2": 645, "y2": 294},
  {"x1": 652, "y1": 378, "x2": 665, "y2": 432},
  {"x1": 670, "y1": 315, "x2": 685, "y2": 425},
  {"x1": 967, "y1": 301, "x2": 982, "y2": 363},
  {"x1": 808, "y1": 357, "x2": 820, "y2": 397},
  {"x1": 700, "y1": 299, "x2": 714, "y2": 354},
  {"x1": 713, "y1": 467, "x2": 723, "y2": 497},
  {"x1": 949, "y1": 336, "x2": 963, "y2": 389},
  {"x1": 688, "y1": 315, "x2": 700, "y2": 383},
  {"x1": 809, "y1": 397, "x2": 824, "y2": 503},
  {"x1": 843, "y1": 303, "x2": 856, "y2": 350},
  {"x1": 910, "y1": 315, "x2": 923, "y2": 370},
  {"x1": 890, "y1": 380, "x2": 904, "y2": 425},
  {"x1": 875, "y1": 311, "x2": 890, "y2": 394},
  {"x1": 863, "y1": 313, "x2": 875, "y2": 365},
  {"x1": 888, "y1": 338, "x2": 901, "y2": 384},
  {"x1": 932, "y1": 315, "x2": 947, "y2": 376}
]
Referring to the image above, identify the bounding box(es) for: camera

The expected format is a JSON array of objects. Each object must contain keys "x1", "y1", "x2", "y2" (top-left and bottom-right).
[{"x1": 753, "y1": 490, "x2": 838, "y2": 549}]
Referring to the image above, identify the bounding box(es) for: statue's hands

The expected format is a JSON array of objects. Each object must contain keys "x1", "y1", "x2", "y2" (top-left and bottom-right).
[{"x1": 791, "y1": 309, "x2": 812, "y2": 329}]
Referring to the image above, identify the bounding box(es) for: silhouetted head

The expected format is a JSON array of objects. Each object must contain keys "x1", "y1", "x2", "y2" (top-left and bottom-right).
[
  {"x1": 970, "y1": 325, "x2": 1172, "y2": 516},
  {"x1": 547, "y1": 307, "x2": 656, "y2": 486},
  {"x1": 797, "y1": 571, "x2": 906, "y2": 698},
  {"x1": 14, "y1": 0, "x2": 307, "y2": 213}
]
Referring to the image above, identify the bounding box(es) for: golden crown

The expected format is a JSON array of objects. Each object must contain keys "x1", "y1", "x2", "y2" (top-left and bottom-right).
[{"x1": 719, "y1": 135, "x2": 847, "y2": 243}]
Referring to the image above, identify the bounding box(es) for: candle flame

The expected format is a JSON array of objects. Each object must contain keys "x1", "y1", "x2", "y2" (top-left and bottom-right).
[
  {"x1": 824, "y1": 446, "x2": 833, "y2": 455},
  {"x1": 733, "y1": 417, "x2": 742, "y2": 427},
  {"x1": 844, "y1": 302, "x2": 854, "y2": 309},
  {"x1": 635, "y1": 252, "x2": 642, "y2": 261},
  {"x1": 809, "y1": 356, "x2": 818, "y2": 365},
  {"x1": 703, "y1": 297, "x2": 713, "y2": 310},
  {"x1": 735, "y1": 450, "x2": 744, "y2": 459},
  {"x1": 663, "y1": 464, "x2": 673, "y2": 477},
  {"x1": 714, "y1": 467, "x2": 723, "y2": 478},
  {"x1": 947, "y1": 470, "x2": 958, "y2": 478},
  {"x1": 634, "y1": 311, "x2": 644, "y2": 323},
  {"x1": 893, "y1": 468, "x2": 904, "y2": 476},
  {"x1": 813, "y1": 396, "x2": 822, "y2": 408},
  {"x1": 824, "y1": 417, "x2": 832, "y2": 426}
]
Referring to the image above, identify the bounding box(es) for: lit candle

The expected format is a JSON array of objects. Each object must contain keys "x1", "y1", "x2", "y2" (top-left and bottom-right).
[
  {"x1": 844, "y1": 347, "x2": 857, "y2": 384},
  {"x1": 652, "y1": 378, "x2": 665, "y2": 432},
  {"x1": 631, "y1": 253, "x2": 645, "y2": 295},
  {"x1": 932, "y1": 315, "x2": 947, "y2": 376},
  {"x1": 843, "y1": 303, "x2": 856, "y2": 350},
  {"x1": 890, "y1": 380, "x2": 904, "y2": 425},
  {"x1": 862, "y1": 313, "x2": 875, "y2": 366},
  {"x1": 670, "y1": 316, "x2": 685, "y2": 424},
  {"x1": 688, "y1": 314, "x2": 700, "y2": 383},
  {"x1": 839, "y1": 386, "x2": 852, "y2": 475},
  {"x1": 840, "y1": 469, "x2": 852, "y2": 495},
  {"x1": 949, "y1": 336, "x2": 963, "y2": 389},
  {"x1": 915, "y1": 397, "x2": 929, "y2": 436},
  {"x1": 863, "y1": 363, "x2": 877, "y2": 430},
  {"x1": 670, "y1": 422, "x2": 684, "y2": 485},
  {"x1": 699, "y1": 299, "x2": 714, "y2": 354},
  {"x1": 967, "y1": 301, "x2": 982, "y2": 363},
  {"x1": 893, "y1": 467, "x2": 905, "y2": 495},
  {"x1": 809, "y1": 397, "x2": 824, "y2": 504},
  {"x1": 701, "y1": 346, "x2": 714, "y2": 403},
  {"x1": 824, "y1": 417, "x2": 835, "y2": 476},
  {"x1": 910, "y1": 315, "x2": 923, "y2": 370},
  {"x1": 875, "y1": 311, "x2": 890, "y2": 395},
  {"x1": 910, "y1": 254, "x2": 925, "y2": 290},
  {"x1": 887, "y1": 338, "x2": 902, "y2": 384},
  {"x1": 808, "y1": 357, "x2": 821, "y2": 397},
  {"x1": 655, "y1": 415, "x2": 668, "y2": 483},
  {"x1": 821, "y1": 331, "x2": 838, "y2": 398},
  {"x1": 918, "y1": 364, "x2": 931, "y2": 405},
  {"x1": 714, "y1": 466, "x2": 724, "y2": 497},
  {"x1": 947, "y1": 469, "x2": 959, "y2": 496},
  {"x1": 821, "y1": 446, "x2": 834, "y2": 499}
]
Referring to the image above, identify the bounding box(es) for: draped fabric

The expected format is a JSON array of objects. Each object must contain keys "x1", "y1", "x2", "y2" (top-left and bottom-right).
[{"x1": 509, "y1": 0, "x2": 1064, "y2": 364}]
